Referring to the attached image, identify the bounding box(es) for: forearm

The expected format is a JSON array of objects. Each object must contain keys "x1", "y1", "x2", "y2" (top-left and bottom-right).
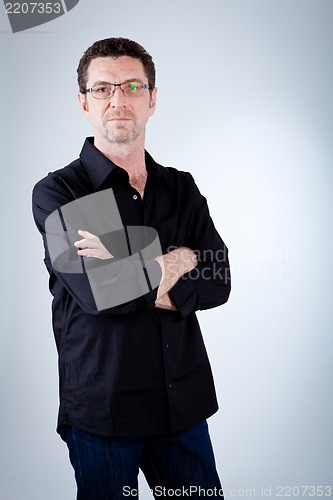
[{"x1": 155, "y1": 247, "x2": 197, "y2": 299}]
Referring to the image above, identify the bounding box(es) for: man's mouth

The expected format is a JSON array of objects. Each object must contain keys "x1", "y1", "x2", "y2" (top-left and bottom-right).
[{"x1": 110, "y1": 117, "x2": 131, "y2": 121}]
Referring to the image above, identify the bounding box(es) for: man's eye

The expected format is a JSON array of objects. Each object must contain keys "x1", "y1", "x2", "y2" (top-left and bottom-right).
[
  {"x1": 128, "y1": 83, "x2": 139, "y2": 92},
  {"x1": 95, "y1": 86, "x2": 110, "y2": 93}
]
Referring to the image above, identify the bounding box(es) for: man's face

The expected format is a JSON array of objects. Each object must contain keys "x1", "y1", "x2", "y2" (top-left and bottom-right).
[{"x1": 78, "y1": 56, "x2": 157, "y2": 146}]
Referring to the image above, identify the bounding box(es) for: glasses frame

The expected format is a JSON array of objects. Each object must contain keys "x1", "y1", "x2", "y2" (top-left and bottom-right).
[{"x1": 85, "y1": 82, "x2": 150, "y2": 99}]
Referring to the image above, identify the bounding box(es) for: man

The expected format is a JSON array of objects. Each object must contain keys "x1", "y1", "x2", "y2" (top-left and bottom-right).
[{"x1": 32, "y1": 37, "x2": 231, "y2": 499}]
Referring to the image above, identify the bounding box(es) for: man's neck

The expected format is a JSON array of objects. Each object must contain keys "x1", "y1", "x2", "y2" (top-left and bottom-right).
[{"x1": 94, "y1": 136, "x2": 146, "y2": 178}]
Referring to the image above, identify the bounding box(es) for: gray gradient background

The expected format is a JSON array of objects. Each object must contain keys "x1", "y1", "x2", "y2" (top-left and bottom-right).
[{"x1": 0, "y1": 1, "x2": 332, "y2": 498}]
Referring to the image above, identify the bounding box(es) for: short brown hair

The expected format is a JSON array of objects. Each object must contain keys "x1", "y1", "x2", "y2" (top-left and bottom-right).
[{"x1": 77, "y1": 37, "x2": 156, "y2": 93}]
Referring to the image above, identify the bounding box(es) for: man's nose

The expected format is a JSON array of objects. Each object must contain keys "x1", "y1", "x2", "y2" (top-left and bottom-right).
[{"x1": 109, "y1": 87, "x2": 127, "y2": 107}]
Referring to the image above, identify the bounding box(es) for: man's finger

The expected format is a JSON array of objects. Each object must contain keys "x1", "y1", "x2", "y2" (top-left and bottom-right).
[
  {"x1": 78, "y1": 229, "x2": 96, "y2": 239},
  {"x1": 77, "y1": 248, "x2": 100, "y2": 258},
  {"x1": 74, "y1": 238, "x2": 98, "y2": 249}
]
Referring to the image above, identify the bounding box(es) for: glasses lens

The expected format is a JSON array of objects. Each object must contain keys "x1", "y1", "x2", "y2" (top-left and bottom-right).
[
  {"x1": 91, "y1": 85, "x2": 112, "y2": 99},
  {"x1": 122, "y1": 82, "x2": 145, "y2": 97}
]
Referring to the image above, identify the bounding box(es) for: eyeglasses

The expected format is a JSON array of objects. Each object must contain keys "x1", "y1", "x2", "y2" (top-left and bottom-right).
[{"x1": 85, "y1": 81, "x2": 150, "y2": 99}]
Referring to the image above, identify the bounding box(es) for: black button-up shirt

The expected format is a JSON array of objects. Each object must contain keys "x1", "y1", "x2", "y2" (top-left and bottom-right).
[{"x1": 32, "y1": 137, "x2": 231, "y2": 437}]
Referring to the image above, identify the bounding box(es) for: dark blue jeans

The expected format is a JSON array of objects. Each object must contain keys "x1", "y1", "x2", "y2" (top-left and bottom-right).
[{"x1": 60, "y1": 420, "x2": 223, "y2": 499}]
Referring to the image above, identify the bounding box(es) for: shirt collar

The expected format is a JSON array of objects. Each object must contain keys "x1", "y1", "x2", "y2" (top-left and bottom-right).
[
  {"x1": 80, "y1": 137, "x2": 172, "y2": 190},
  {"x1": 80, "y1": 137, "x2": 117, "y2": 190},
  {"x1": 145, "y1": 151, "x2": 173, "y2": 189}
]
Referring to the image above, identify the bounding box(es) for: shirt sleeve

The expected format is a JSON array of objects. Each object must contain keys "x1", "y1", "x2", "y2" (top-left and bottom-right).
[
  {"x1": 32, "y1": 180, "x2": 161, "y2": 316},
  {"x1": 169, "y1": 174, "x2": 231, "y2": 319}
]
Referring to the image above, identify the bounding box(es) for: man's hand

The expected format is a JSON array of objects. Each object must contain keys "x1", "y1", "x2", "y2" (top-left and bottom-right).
[
  {"x1": 155, "y1": 293, "x2": 177, "y2": 311},
  {"x1": 74, "y1": 230, "x2": 113, "y2": 259},
  {"x1": 155, "y1": 247, "x2": 197, "y2": 309}
]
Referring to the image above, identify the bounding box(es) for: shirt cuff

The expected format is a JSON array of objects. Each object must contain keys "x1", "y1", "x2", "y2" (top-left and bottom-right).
[{"x1": 169, "y1": 275, "x2": 199, "y2": 319}]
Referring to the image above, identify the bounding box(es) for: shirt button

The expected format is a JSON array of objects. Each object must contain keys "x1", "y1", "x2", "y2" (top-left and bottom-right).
[
  {"x1": 168, "y1": 383, "x2": 172, "y2": 389},
  {"x1": 165, "y1": 344, "x2": 169, "y2": 349},
  {"x1": 133, "y1": 194, "x2": 138, "y2": 200}
]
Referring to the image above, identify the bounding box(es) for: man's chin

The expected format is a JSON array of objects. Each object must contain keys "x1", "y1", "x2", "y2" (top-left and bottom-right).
[
  {"x1": 104, "y1": 129, "x2": 138, "y2": 144},
  {"x1": 104, "y1": 132, "x2": 130, "y2": 144}
]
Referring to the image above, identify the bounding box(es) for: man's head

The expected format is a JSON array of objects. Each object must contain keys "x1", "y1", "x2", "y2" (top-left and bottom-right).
[
  {"x1": 77, "y1": 37, "x2": 155, "y2": 95},
  {"x1": 77, "y1": 38, "x2": 157, "y2": 149}
]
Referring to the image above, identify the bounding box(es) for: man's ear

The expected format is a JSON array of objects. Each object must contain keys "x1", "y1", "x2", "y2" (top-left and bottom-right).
[
  {"x1": 149, "y1": 87, "x2": 157, "y2": 115},
  {"x1": 78, "y1": 92, "x2": 89, "y2": 112}
]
